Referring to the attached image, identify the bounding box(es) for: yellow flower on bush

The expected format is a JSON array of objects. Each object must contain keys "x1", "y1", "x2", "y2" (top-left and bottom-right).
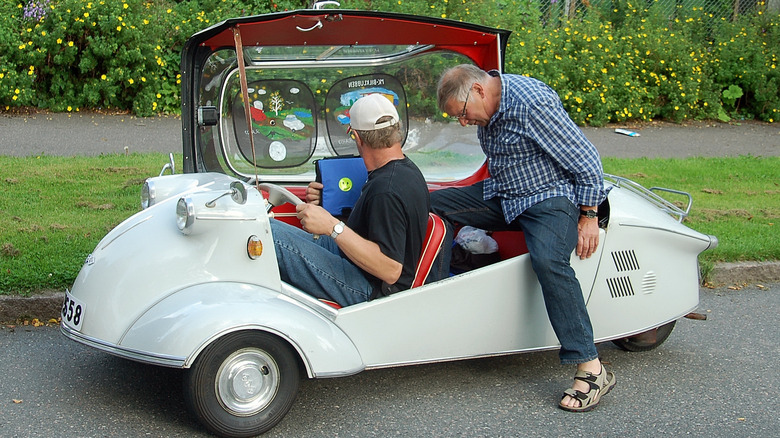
[{"x1": 128, "y1": 78, "x2": 134, "y2": 84}]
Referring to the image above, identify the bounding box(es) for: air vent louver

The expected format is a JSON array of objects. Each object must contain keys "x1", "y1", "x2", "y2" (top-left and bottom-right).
[
  {"x1": 611, "y1": 250, "x2": 640, "y2": 272},
  {"x1": 606, "y1": 276, "x2": 635, "y2": 298}
]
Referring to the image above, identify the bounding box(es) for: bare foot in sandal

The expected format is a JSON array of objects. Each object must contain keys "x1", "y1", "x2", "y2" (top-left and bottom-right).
[{"x1": 559, "y1": 358, "x2": 616, "y2": 412}]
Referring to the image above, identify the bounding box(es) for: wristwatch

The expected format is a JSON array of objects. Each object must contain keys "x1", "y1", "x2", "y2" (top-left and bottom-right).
[
  {"x1": 330, "y1": 221, "x2": 345, "y2": 238},
  {"x1": 580, "y1": 209, "x2": 598, "y2": 219}
]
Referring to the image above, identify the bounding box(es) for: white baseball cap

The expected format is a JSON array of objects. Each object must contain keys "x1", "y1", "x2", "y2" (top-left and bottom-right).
[{"x1": 349, "y1": 93, "x2": 399, "y2": 131}]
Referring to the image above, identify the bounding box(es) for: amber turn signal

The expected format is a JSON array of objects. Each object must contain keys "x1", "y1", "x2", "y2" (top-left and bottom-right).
[{"x1": 247, "y1": 235, "x2": 263, "y2": 259}]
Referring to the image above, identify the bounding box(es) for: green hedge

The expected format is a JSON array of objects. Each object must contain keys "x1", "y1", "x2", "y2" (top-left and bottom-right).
[
  {"x1": 0, "y1": 0, "x2": 309, "y2": 116},
  {"x1": 1, "y1": 0, "x2": 777, "y2": 124}
]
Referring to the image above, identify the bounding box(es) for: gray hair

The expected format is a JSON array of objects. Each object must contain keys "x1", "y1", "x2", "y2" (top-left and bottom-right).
[
  {"x1": 436, "y1": 64, "x2": 491, "y2": 112},
  {"x1": 354, "y1": 116, "x2": 402, "y2": 149}
]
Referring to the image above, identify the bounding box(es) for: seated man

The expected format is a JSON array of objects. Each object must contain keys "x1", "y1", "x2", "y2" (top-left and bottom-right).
[{"x1": 270, "y1": 94, "x2": 430, "y2": 307}]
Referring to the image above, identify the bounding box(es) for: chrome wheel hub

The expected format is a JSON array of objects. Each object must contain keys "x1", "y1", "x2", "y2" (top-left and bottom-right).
[{"x1": 216, "y1": 348, "x2": 280, "y2": 416}]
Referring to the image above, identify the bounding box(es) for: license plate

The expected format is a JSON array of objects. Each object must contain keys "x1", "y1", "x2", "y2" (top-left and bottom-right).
[{"x1": 62, "y1": 290, "x2": 86, "y2": 332}]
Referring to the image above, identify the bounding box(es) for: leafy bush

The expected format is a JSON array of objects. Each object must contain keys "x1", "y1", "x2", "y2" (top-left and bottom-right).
[
  {"x1": 0, "y1": 0, "x2": 777, "y2": 123},
  {"x1": 0, "y1": 1, "x2": 38, "y2": 108},
  {"x1": 0, "y1": 0, "x2": 308, "y2": 116},
  {"x1": 709, "y1": 12, "x2": 780, "y2": 122}
]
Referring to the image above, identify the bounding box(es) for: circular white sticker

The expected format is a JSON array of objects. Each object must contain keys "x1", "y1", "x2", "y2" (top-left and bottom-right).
[{"x1": 269, "y1": 141, "x2": 287, "y2": 161}]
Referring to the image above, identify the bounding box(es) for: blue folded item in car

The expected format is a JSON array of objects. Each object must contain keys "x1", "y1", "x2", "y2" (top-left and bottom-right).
[{"x1": 315, "y1": 156, "x2": 368, "y2": 217}]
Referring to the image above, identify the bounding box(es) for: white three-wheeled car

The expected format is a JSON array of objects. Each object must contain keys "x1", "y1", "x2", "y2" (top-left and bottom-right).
[{"x1": 61, "y1": 4, "x2": 717, "y2": 437}]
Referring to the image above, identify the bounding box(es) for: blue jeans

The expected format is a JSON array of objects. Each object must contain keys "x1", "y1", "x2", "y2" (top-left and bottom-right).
[
  {"x1": 270, "y1": 219, "x2": 373, "y2": 307},
  {"x1": 431, "y1": 182, "x2": 599, "y2": 364}
]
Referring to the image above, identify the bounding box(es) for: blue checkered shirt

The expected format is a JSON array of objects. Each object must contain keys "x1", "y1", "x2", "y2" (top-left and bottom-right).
[{"x1": 478, "y1": 72, "x2": 606, "y2": 223}]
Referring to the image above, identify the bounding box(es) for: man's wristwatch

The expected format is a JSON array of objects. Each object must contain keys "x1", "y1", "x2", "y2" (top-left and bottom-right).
[
  {"x1": 580, "y1": 209, "x2": 598, "y2": 219},
  {"x1": 330, "y1": 221, "x2": 345, "y2": 238}
]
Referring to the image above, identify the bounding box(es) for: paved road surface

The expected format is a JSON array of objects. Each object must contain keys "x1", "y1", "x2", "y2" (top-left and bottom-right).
[
  {"x1": 0, "y1": 283, "x2": 777, "y2": 437},
  {"x1": 1, "y1": 112, "x2": 778, "y2": 158}
]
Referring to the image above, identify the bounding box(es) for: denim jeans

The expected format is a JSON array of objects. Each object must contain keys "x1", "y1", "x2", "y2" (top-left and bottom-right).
[
  {"x1": 270, "y1": 219, "x2": 373, "y2": 307},
  {"x1": 431, "y1": 182, "x2": 599, "y2": 364}
]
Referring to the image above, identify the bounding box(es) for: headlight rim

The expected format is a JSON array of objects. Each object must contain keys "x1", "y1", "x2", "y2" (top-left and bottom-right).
[
  {"x1": 176, "y1": 196, "x2": 196, "y2": 234},
  {"x1": 141, "y1": 180, "x2": 156, "y2": 210}
]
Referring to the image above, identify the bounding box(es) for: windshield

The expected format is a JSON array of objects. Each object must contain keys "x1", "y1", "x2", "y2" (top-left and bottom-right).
[{"x1": 195, "y1": 45, "x2": 485, "y2": 184}]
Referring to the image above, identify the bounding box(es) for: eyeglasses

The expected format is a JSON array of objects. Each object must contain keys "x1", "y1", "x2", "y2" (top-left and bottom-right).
[{"x1": 449, "y1": 83, "x2": 474, "y2": 121}]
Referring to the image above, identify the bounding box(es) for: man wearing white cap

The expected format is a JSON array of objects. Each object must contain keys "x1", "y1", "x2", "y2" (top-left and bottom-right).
[{"x1": 269, "y1": 93, "x2": 430, "y2": 307}]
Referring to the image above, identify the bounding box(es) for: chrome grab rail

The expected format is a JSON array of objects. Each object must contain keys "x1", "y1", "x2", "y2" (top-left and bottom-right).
[{"x1": 604, "y1": 174, "x2": 692, "y2": 223}]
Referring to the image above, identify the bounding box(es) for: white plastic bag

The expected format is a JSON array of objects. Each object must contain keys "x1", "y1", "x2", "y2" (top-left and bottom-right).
[{"x1": 454, "y1": 226, "x2": 499, "y2": 254}]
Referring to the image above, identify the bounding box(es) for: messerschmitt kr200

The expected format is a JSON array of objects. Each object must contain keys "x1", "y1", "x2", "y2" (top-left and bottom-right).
[{"x1": 61, "y1": 3, "x2": 717, "y2": 437}]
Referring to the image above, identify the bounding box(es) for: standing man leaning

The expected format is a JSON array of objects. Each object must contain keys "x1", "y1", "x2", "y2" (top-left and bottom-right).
[
  {"x1": 432, "y1": 64, "x2": 614, "y2": 412},
  {"x1": 270, "y1": 93, "x2": 429, "y2": 308}
]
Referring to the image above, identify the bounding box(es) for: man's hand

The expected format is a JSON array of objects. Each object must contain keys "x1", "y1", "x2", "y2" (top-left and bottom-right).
[
  {"x1": 576, "y1": 215, "x2": 600, "y2": 260},
  {"x1": 305, "y1": 181, "x2": 323, "y2": 205},
  {"x1": 296, "y1": 203, "x2": 338, "y2": 236}
]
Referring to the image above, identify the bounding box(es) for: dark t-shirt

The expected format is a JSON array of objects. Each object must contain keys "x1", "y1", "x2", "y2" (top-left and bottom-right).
[{"x1": 347, "y1": 156, "x2": 430, "y2": 299}]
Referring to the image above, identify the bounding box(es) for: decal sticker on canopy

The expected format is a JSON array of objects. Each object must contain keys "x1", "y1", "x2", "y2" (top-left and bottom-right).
[
  {"x1": 324, "y1": 74, "x2": 408, "y2": 156},
  {"x1": 230, "y1": 79, "x2": 317, "y2": 168}
]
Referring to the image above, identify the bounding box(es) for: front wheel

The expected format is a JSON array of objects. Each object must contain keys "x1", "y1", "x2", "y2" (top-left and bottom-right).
[
  {"x1": 611, "y1": 320, "x2": 676, "y2": 352},
  {"x1": 184, "y1": 331, "x2": 300, "y2": 437}
]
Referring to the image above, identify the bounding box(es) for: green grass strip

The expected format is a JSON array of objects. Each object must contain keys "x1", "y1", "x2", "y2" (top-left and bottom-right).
[{"x1": 1, "y1": 154, "x2": 777, "y2": 295}]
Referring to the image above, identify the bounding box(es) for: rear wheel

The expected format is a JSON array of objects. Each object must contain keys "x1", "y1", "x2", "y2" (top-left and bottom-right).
[
  {"x1": 184, "y1": 331, "x2": 300, "y2": 437},
  {"x1": 611, "y1": 320, "x2": 676, "y2": 352}
]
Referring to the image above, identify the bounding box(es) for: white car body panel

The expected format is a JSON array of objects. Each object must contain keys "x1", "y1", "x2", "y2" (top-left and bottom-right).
[
  {"x1": 63, "y1": 175, "x2": 713, "y2": 377},
  {"x1": 332, "y1": 237, "x2": 603, "y2": 368},
  {"x1": 120, "y1": 283, "x2": 363, "y2": 377}
]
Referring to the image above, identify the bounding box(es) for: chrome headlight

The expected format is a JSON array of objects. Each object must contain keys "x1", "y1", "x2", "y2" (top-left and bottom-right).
[
  {"x1": 176, "y1": 196, "x2": 195, "y2": 234},
  {"x1": 141, "y1": 180, "x2": 156, "y2": 209}
]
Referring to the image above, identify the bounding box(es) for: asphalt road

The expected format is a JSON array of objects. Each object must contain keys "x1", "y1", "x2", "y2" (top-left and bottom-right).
[
  {"x1": 0, "y1": 112, "x2": 778, "y2": 158},
  {"x1": 0, "y1": 283, "x2": 777, "y2": 437}
]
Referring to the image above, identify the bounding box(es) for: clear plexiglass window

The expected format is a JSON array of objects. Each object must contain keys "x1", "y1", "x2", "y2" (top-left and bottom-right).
[{"x1": 196, "y1": 46, "x2": 485, "y2": 183}]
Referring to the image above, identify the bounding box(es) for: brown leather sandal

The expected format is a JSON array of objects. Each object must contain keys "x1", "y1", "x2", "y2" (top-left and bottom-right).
[{"x1": 558, "y1": 365, "x2": 616, "y2": 412}]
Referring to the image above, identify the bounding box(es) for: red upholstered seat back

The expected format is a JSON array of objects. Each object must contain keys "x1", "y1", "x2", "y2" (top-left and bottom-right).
[{"x1": 412, "y1": 212, "x2": 446, "y2": 288}]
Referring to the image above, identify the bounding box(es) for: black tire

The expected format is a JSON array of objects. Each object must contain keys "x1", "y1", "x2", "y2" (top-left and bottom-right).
[
  {"x1": 184, "y1": 331, "x2": 300, "y2": 437},
  {"x1": 611, "y1": 320, "x2": 676, "y2": 352}
]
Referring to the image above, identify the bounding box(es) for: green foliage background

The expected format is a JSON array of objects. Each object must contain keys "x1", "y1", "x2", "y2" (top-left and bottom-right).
[{"x1": 0, "y1": 0, "x2": 778, "y2": 124}]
